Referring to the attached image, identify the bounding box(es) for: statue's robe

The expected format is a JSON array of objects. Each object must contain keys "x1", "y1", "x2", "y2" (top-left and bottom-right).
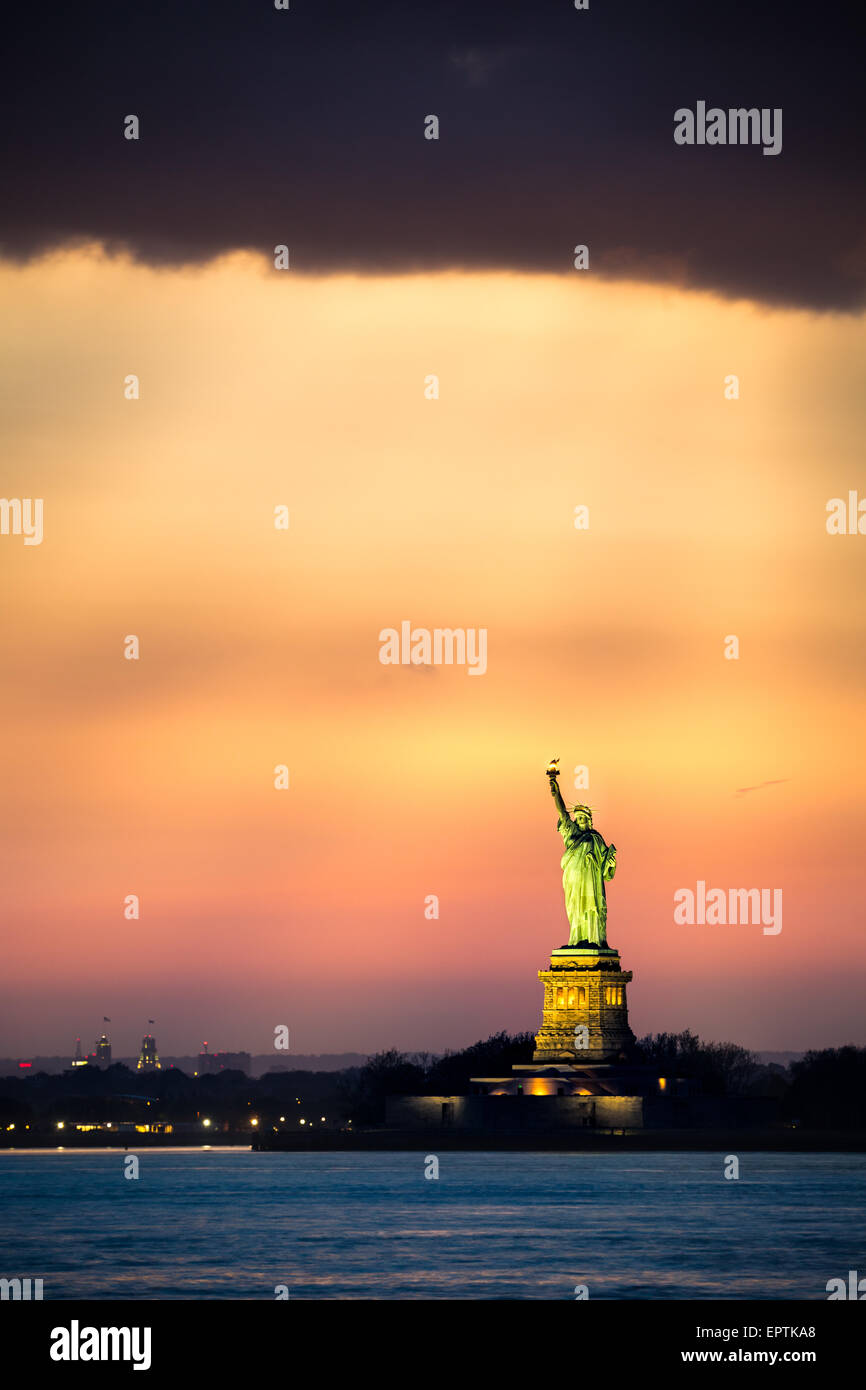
[{"x1": 557, "y1": 816, "x2": 614, "y2": 947}]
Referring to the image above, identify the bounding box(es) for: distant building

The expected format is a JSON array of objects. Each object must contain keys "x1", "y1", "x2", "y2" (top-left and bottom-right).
[
  {"x1": 91, "y1": 1033, "x2": 112, "y2": 1068},
  {"x1": 137, "y1": 1034, "x2": 161, "y2": 1071},
  {"x1": 196, "y1": 1043, "x2": 251, "y2": 1075},
  {"x1": 70, "y1": 1037, "x2": 88, "y2": 1068},
  {"x1": 215, "y1": 1052, "x2": 251, "y2": 1074}
]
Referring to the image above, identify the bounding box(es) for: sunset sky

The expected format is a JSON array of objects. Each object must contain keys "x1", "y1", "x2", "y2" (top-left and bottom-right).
[{"x1": 1, "y1": 2, "x2": 864, "y2": 1059}]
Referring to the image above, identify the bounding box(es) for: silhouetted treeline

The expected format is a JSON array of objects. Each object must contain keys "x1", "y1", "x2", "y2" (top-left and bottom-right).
[
  {"x1": 345, "y1": 1036, "x2": 866, "y2": 1127},
  {"x1": 634, "y1": 1030, "x2": 758, "y2": 1097},
  {"x1": 786, "y1": 1046, "x2": 866, "y2": 1129}
]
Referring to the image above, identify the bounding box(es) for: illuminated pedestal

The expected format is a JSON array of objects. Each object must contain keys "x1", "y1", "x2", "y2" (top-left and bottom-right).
[
  {"x1": 467, "y1": 943, "x2": 644, "y2": 1120},
  {"x1": 533, "y1": 946, "x2": 635, "y2": 1064}
]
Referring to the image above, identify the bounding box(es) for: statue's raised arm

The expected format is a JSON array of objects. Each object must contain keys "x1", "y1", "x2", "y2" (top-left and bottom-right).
[{"x1": 546, "y1": 759, "x2": 569, "y2": 821}]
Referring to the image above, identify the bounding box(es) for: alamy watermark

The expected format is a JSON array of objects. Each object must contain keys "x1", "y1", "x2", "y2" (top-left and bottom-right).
[
  {"x1": 50, "y1": 1322, "x2": 151, "y2": 1371},
  {"x1": 0, "y1": 498, "x2": 43, "y2": 545},
  {"x1": 674, "y1": 102, "x2": 782, "y2": 157},
  {"x1": 674, "y1": 881, "x2": 782, "y2": 935},
  {"x1": 827, "y1": 1270, "x2": 866, "y2": 1299},
  {"x1": 1, "y1": 1276, "x2": 43, "y2": 1300},
  {"x1": 826, "y1": 491, "x2": 865, "y2": 535},
  {"x1": 379, "y1": 622, "x2": 487, "y2": 675}
]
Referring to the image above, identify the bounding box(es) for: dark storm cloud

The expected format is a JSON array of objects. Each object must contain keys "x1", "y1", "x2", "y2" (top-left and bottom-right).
[{"x1": 1, "y1": 0, "x2": 863, "y2": 309}]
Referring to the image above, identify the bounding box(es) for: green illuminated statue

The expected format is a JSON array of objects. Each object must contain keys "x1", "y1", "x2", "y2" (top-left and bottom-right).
[{"x1": 546, "y1": 760, "x2": 617, "y2": 948}]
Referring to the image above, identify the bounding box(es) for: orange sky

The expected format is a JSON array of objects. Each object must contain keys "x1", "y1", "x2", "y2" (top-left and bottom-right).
[{"x1": 1, "y1": 248, "x2": 864, "y2": 1057}]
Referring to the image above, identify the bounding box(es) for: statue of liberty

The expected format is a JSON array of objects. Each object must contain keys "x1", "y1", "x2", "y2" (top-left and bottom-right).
[{"x1": 546, "y1": 760, "x2": 617, "y2": 948}]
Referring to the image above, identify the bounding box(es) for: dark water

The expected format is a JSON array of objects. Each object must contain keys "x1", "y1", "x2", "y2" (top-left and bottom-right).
[{"x1": 0, "y1": 1150, "x2": 862, "y2": 1299}]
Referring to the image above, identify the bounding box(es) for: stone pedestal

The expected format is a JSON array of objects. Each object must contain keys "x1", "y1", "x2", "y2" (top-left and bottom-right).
[{"x1": 533, "y1": 945, "x2": 634, "y2": 1064}]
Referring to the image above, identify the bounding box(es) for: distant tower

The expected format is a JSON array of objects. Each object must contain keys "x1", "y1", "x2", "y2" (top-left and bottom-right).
[
  {"x1": 94, "y1": 1033, "x2": 112, "y2": 1067},
  {"x1": 71, "y1": 1036, "x2": 88, "y2": 1068},
  {"x1": 197, "y1": 1041, "x2": 217, "y2": 1075},
  {"x1": 137, "y1": 1032, "x2": 161, "y2": 1071}
]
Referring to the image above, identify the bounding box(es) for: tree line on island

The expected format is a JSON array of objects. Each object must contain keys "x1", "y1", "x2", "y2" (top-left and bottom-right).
[{"x1": 346, "y1": 1033, "x2": 866, "y2": 1128}]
